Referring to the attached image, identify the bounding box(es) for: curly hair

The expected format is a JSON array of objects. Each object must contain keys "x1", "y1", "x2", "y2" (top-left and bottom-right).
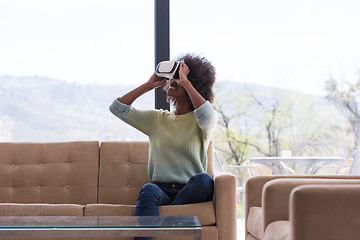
[{"x1": 165, "y1": 53, "x2": 216, "y2": 109}]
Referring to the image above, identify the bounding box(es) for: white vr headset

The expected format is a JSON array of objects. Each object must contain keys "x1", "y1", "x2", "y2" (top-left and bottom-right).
[{"x1": 155, "y1": 60, "x2": 180, "y2": 80}]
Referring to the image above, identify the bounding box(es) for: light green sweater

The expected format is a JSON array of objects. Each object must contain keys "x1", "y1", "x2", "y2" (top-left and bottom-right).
[{"x1": 109, "y1": 99, "x2": 218, "y2": 184}]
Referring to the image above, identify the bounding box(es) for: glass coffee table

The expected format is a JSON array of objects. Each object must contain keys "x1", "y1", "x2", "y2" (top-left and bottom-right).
[{"x1": 0, "y1": 216, "x2": 201, "y2": 240}]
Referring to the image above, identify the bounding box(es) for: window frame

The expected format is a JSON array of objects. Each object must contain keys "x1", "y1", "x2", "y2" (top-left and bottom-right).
[{"x1": 154, "y1": 0, "x2": 170, "y2": 110}]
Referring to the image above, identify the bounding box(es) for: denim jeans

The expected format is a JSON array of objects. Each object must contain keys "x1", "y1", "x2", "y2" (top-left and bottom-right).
[{"x1": 134, "y1": 172, "x2": 214, "y2": 240}]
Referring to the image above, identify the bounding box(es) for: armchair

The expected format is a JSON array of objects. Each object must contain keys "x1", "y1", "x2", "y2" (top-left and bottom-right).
[
  {"x1": 341, "y1": 146, "x2": 360, "y2": 174},
  {"x1": 245, "y1": 175, "x2": 360, "y2": 240},
  {"x1": 289, "y1": 184, "x2": 360, "y2": 240},
  {"x1": 314, "y1": 146, "x2": 360, "y2": 175}
]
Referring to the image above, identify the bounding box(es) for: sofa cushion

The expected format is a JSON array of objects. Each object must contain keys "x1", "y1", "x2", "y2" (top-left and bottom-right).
[
  {"x1": 85, "y1": 204, "x2": 135, "y2": 216},
  {"x1": 247, "y1": 207, "x2": 263, "y2": 240},
  {"x1": 0, "y1": 203, "x2": 84, "y2": 216},
  {"x1": 84, "y1": 201, "x2": 215, "y2": 226},
  {"x1": 98, "y1": 141, "x2": 149, "y2": 205},
  {"x1": 0, "y1": 141, "x2": 99, "y2": 204},
  {"x1": 263, "y1": 220, "x2": 290, "y2": 240}
]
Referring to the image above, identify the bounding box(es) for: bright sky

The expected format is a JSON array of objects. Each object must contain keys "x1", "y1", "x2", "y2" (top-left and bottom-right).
[{"x1": 1, "y1": 0, "x2": 360, "y2": 95}]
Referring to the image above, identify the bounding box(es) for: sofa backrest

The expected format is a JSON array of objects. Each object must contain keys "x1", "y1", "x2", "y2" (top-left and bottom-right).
[
  {"x1": 0, "y1": 141, "x2": 99, "y2": 205},
  {"x1": 98, "y1": 141, "x2": 214, "y2": 204}
]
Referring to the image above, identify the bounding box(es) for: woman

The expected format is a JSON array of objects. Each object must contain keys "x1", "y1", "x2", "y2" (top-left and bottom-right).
[{"x1": 109, "y1": 54, "x2": 218, "y2": 240}]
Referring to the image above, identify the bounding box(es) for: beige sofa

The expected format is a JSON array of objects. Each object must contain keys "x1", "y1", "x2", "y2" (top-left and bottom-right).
[
  {"x1": 245, "y1": 175, "x2": 360, "y2": 240},
  {"x1": 0, "y1": 141, "x2": 236, "y2": 240}
]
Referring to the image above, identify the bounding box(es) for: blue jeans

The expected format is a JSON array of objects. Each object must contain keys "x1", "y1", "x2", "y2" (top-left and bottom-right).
[{"x1": 134, "y1": 173, "x2": 214, "y2": 240}]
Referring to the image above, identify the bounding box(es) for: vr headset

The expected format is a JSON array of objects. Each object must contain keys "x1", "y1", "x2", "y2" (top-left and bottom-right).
[{"x1": 155, "y1": 60, "x2": 180, "y2": 80}]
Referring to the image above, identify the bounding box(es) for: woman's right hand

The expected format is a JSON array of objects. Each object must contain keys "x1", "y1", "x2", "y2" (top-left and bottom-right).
[
  {"x1": 146, "y1": 73, "x2": 167, "y2": 90},
  {"x1": 118, "y1": 73, "x2": 166, "y2": 105}
]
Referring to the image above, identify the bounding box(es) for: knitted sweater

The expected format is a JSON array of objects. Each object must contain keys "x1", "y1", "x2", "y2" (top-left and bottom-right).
[{"x1": 109, "y1": 99, "x2": 218, "y2": 184}]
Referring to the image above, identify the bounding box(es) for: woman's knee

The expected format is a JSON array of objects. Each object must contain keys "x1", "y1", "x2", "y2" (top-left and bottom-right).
[
  {"x1": 190, "y1": 173, "x2": 214, "y2": 186},
  {"x1": 182, "y1": 173, "x2": 214, "y2": 203},
  {"x1": 137, "y1": 183, "x2": 172, "y2": 207},
  {"x1": 138, "y1": 183, "x2": 159, "y2": 198}
]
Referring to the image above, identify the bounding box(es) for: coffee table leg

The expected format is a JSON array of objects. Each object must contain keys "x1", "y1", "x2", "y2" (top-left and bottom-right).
[{"x1": 194, "y1": 229, "x2": 201, "y2": 240}]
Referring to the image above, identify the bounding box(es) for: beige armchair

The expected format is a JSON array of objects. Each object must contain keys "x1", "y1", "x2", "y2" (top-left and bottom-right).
[
  {"x1": 245, "y1": 175, "x2": 360, "y2": 240},
  {"x1": 289, "y1": 184, "x2": 360, "y2": 240}
]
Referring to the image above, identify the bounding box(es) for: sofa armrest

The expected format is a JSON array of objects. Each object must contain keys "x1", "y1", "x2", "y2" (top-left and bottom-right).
[
  {"x1": 245, "y1": 176, "x2": 299, "y2": 216},
  {"x1": 262, "y1": 178, "x2": 360, "y2": 231},
  {"x1": 291, "y1": 184, "x2": 360, "y2": 240},
  {"x1": 214, "y1": 172, "x2": 237, "y2": 240}
]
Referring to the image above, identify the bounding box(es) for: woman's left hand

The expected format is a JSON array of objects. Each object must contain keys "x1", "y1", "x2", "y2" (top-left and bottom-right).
[
  {"x1": 174, "y1": 60, "x2": 206, "y2": 109},
  {"x1": 175, "y1": 60, "x2": 190, "y2": 87}
]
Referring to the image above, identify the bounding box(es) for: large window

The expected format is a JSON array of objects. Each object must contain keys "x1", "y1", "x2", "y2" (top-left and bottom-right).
[
  {"x1": 0, "y1": 0, "x2": 154, "y2": 142},
  {"x1": 2, "y1": 0, "x2": 360, "y2": 158},
  {"x1": 171, "y1": 0, "x2": 360, "y2": 160}
]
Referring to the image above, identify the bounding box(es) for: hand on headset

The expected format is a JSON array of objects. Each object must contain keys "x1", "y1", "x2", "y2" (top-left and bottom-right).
[
  {"x1": 147, "y1": 73, "x2": 167, "y2": 90},
  {"x1": 173, "y1": 60, "x2": 190, "y2": 87}
]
